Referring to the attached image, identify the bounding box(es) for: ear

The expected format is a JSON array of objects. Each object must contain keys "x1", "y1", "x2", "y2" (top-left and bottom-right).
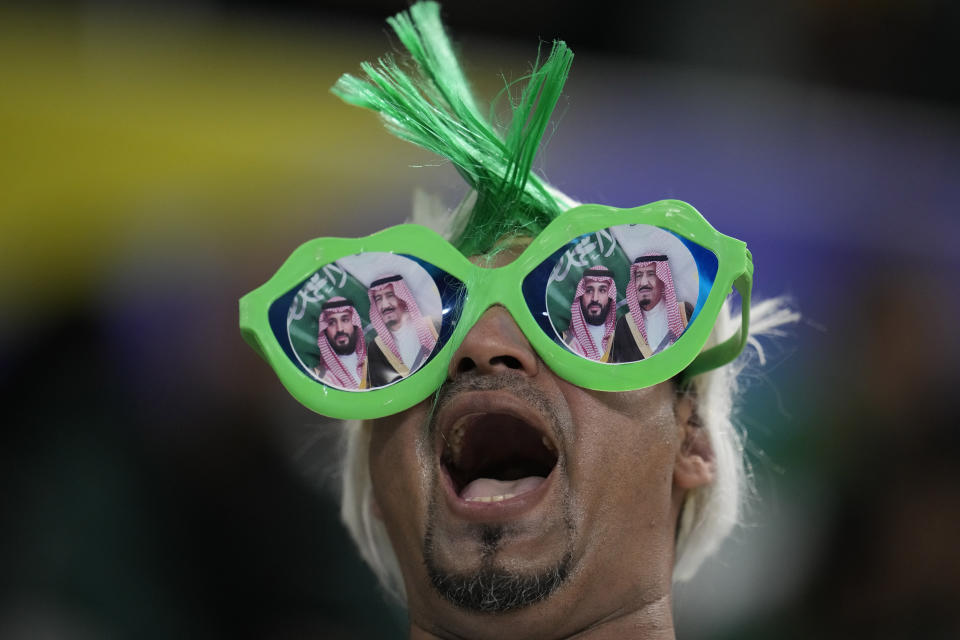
[{"x1": 673, "y1": 392, "x2": 716, "y2": 490}]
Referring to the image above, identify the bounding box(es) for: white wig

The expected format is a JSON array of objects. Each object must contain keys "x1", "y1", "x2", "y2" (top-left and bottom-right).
[{"x1": 336, "y1": 192, "x2": 799, "y2": 603}]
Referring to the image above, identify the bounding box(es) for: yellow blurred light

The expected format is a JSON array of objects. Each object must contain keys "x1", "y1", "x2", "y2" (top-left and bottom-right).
[{"x1": 0, "y1": 7, "x2": 453, "y2": 314}]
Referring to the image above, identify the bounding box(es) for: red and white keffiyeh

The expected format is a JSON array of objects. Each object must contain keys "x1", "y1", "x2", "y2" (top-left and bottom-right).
[
  {"x1": 567, "y1": 265, "x2": 618, "y2": 360},
  {"x1": 316, "y1": 297, "x2": 366, "y2": 389},
  {"x1": 625, "y1": 253, "x2": 685, "y2": 348},
  {"x1": 367, "y1": 275, "x2": 437, "y2": 362}
]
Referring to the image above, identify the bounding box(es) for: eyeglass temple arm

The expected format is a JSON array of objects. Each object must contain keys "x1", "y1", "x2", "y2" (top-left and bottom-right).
[
  {"x1": 680, "y1": 262, "x2": 753, "y2": 382},
  {"x1": 239, "y1": 296, "x2": 268, "y2": 362}
]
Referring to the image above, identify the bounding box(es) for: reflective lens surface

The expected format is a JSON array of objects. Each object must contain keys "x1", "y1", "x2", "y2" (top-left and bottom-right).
[
  {"x1": 523, "y1": 223, "x2": 718, "y2": 363},
  {"x1": 271, "y1": 253, "x2": 460, "y2": 391}
]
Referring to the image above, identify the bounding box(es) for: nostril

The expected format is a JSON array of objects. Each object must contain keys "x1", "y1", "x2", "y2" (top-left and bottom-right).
[
  {"x1": 456, "y1": 358, "x2": 477, "y2": 374},
  {"x1": 490, "y1": 355, "x2": 523, "y2": 369}
]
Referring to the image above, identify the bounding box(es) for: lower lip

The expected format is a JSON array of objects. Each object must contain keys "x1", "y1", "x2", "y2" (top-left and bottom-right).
[{"x1": 440, "y1": 465, "x2": 556, "y2": 523}]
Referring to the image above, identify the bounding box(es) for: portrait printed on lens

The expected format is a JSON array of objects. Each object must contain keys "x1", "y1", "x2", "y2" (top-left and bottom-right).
[
  {"x1": 545, "y1": 224, "x2": 701, "y2": 363},
  {"x1": 285, "y1": 253, "x2": 443, "y2": 390}
]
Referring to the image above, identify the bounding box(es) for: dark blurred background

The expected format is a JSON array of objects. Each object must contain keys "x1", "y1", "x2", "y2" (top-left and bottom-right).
[{"x1": 2, "y1": 1, "x2": 958, "y2": 638}]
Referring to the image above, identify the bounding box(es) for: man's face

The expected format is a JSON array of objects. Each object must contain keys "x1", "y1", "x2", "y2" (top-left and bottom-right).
[
  {"x1": 324, "y1": 310, "x2": 358, "y2": 356},
  {"x1": 579, "y1": 280, "x2": 611, "y2": 326},
  {"x1": 366, "y1": 245, "x2": 711, "y2": 637},
  {"x1": 373, "y1": 284, "x2": 407, "y2": 330},
  {"x1": 636, "y1": 265, "x2": 664, "y2": 310}
]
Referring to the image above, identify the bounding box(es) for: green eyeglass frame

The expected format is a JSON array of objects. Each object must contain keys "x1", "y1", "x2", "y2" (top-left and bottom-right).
[{"x1": 239, "y1": 199, "x2": 752, "y2": 420}]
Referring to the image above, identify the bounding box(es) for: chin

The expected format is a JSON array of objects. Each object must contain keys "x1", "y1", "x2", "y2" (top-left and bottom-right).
[{"x1": 422, "y1": 512, "x2": 573, "y2": 584}]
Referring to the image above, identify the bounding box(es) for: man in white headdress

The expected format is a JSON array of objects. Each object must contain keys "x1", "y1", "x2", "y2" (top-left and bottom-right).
[
  {"x1": 366, "y1": 274, "x2": 439, "y2": 387},
  {"x1": 312, "y1": 297, "x2": 368, "y2": 389},
  {"x1": 563, "y1": 265, "x2": 618, "y2": 362},
  {"x1": 612, "y1": 253, "x2": 694, "y2": 362},
  {"x1": 300, "y1": 5, "x2": 797, "y2": 637}
]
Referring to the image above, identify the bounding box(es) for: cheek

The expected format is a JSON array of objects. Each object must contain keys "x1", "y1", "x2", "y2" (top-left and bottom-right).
[
  {"x1": 368, "y1": 408, "x2": 432, "y2": 540},
  {"x1": 563, "y1": 383, "x2": 679, "y2": 518}
]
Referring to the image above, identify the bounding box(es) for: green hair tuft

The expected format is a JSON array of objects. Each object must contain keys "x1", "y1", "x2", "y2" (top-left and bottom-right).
[{"x1": 331, "y1": 1, "x2": 574, "y2": 256}]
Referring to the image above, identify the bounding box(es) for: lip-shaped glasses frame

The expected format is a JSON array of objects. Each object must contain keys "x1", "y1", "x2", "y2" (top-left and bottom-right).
[{"x1": 239, "y1": 199, "x2": 753, "y2": 420}]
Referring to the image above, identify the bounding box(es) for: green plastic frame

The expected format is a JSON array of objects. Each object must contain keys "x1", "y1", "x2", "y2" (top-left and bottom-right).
[{"x1": 239, "y1": 199, "x2": 752, "y2": 419}]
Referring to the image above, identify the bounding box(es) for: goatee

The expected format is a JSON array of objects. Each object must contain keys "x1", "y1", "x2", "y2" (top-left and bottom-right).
[
  {"x1": 330, "y1": 329, "x2": 358, "y2": 355},
  {"x1": 581, "y1": 299, "x2": 611, "y2": 326},
  {"x1": 424, "y1": 517, "x2": 573, "y2": 613}
]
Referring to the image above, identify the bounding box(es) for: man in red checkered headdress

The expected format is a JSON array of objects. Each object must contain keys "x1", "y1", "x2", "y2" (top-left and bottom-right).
[
  {"x1": 313, "y1": 297, "x2": 369, "y2": 389},
  {"x1": 611, "y1": 252, "x2": 694, "y2": 363},
  {"x1": 366, "y1": 274, "x2": 439, "y2": 387},
  {"x1": 563, "y1": 265, "x2": 618, "y2": 362}
]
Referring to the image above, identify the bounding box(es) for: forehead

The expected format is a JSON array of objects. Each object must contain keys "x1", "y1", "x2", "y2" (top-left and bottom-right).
[
  {"x1": 324, "y1": 308, "x2": 352, "y2": 320},
  {"x1": 468, "y1": 236, "x2": 534, "y2": 268},
  {"x1": 375, "y1": 284, "x2": 396, "y2": 295}
]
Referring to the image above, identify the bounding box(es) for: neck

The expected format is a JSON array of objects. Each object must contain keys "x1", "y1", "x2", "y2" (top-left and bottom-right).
[{"x1": 408, "y1": 594, "x2": 675, "y2": 640}]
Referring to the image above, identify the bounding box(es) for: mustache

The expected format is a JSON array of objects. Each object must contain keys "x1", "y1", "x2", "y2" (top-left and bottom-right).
[
  {"x1": 587, "y1": 302, "x2": 603, "y2": 310},
  {"x1": 637, "y1": 285, "x2": 654, "y2": 293},
  {"x1": 428, "y1": 373, "x2": 567, "y2": 443},
  {"x1": 334, "y1": 331, "x2": 350, "y2": 340},
  {"x1": 381, "y1": 306, "x2": 397, "y2": 314}
]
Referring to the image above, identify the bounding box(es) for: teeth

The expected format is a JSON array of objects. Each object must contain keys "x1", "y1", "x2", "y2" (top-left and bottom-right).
[
  {"x1": 541, "y1": 435, "x2": 556, "y2": 453},
  {"x1": 464, "y1": 493, "x2": 516, "y2": 503},
  {"x1": 445, "y1": 419, "x2": 557, "y2": 464},
  {"x1": 446, "y1": 422, "x2": 467, "y2": 464},
  {"x1": 454, "y1": 425, "x2": 465, "y2": 460}
]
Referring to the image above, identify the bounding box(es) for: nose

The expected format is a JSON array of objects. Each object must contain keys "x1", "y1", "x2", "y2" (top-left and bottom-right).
[{"x1": 449, "y1": 306, "x2": 540, "y2": 379}]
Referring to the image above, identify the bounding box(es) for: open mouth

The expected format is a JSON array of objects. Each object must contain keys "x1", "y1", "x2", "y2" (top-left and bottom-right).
[{"x1": 441, "y1": 413, "x2": 559, "y2": 503}]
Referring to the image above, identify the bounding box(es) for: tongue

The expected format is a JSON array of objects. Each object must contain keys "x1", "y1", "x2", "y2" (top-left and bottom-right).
[{"x1": 460, "y1": 476, "x2": 545, "y2": 501}]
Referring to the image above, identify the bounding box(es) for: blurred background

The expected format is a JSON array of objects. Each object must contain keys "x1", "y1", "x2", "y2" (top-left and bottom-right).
[{"x1": 2, "y1": 1, "x2": 958, "y2": 638}]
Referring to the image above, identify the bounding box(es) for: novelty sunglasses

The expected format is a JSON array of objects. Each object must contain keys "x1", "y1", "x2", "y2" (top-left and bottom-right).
[{"x1": 239, "y1": 199, "x2": 752, "y2": 420}]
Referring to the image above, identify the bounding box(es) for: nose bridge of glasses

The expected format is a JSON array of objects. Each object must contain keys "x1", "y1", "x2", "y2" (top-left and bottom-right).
[{"x1": 451, "y1": 258, "x2": 533, "y2": 343}]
